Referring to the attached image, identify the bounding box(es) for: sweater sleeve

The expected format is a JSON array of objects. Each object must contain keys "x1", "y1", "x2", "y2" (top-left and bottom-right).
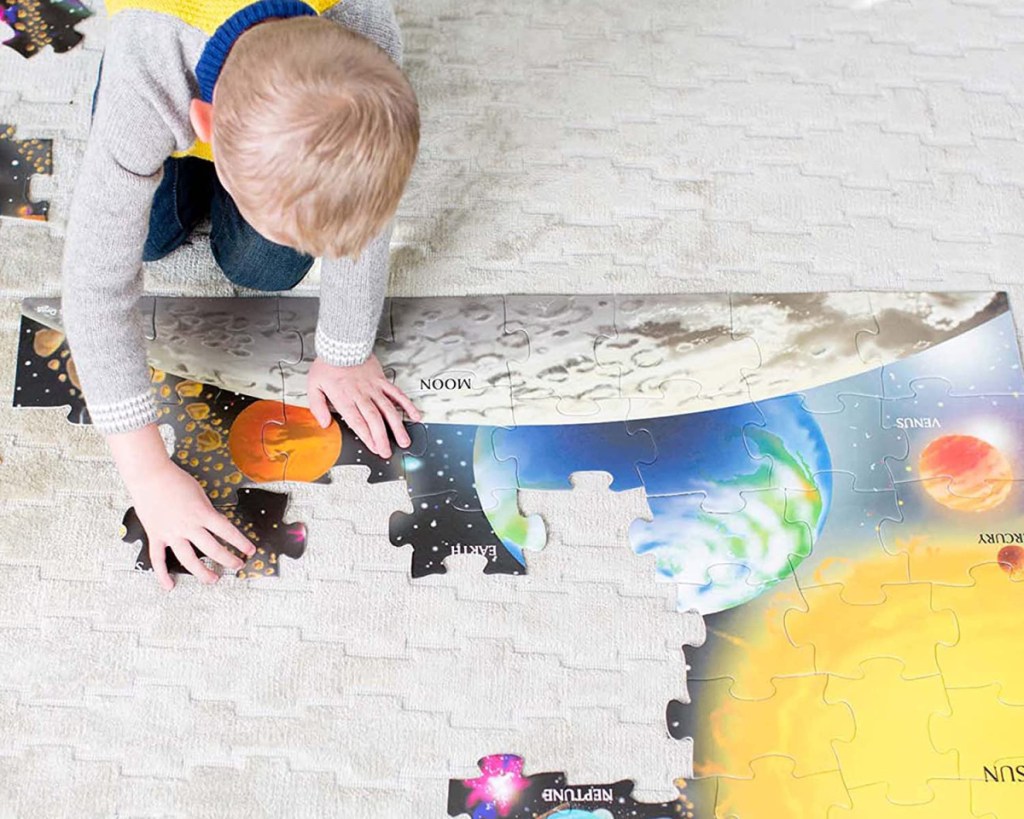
[
  {"x1": 315, "y1": 0, "x2": 403, "y2": 367},
  {"x1": 60, "y1": 17, "x2": 184, "y2": 435},
  {"x1": 314, "y1": 226, "x2": 392, "y2": 367}
]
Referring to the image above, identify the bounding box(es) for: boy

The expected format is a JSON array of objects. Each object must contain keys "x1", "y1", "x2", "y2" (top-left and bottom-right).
[{"x1": 61, "y1": 0, "x2": 421, "y2": 590}]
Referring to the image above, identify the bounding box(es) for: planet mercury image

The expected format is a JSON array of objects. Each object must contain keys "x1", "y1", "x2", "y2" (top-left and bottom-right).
[{"x1": 918, "y1": 434, "x2": 1013, "y2": 512}]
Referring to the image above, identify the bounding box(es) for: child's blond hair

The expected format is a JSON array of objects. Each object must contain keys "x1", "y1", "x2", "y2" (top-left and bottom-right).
[{"x1": 213, "y1": 16, "x2": 419, "y2": 259}]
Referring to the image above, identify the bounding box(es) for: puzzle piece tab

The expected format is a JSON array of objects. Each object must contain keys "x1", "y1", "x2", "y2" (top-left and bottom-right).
[
  {"x1": 1, "y1": 124, "x2": 51, "y2": 220},
  {"x1": 1, "y1": 0, "x2": 91, "y2": 56}
]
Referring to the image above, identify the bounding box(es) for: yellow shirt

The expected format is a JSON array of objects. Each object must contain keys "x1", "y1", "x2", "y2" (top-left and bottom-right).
[{"x1": 105, "y1": 0, "x2": 340, "y2": 159}]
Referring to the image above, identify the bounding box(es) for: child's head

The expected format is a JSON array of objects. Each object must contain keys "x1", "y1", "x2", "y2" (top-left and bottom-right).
[{"x1": 198, "y1": 16, "x2": 419, "y2": 259}]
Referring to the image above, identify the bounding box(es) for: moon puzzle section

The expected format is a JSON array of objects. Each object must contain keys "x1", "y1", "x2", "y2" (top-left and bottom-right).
[{"x1": 12, "y1": 291, "x2": 1024, "y2": 817}]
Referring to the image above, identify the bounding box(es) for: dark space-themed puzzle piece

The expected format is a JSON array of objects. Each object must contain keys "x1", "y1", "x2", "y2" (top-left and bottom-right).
[
  {"x1": 13, "y1": 315, "x2": 88, "y2": 423},
  {"x1": 448, "y1": 754, "x2": 710, "y2": 819},
  {"x1": 1, "y1": 0, "x2": 92, "y2": 57},
  {"x1": 1, "y1": 124, "x2": 51, "y2": 220},
  {"x1": 121, "y1": 487, "x2": 306, "y2": 579}
]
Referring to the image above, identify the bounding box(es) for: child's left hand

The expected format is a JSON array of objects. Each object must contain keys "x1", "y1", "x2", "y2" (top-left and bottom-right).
[{"x1": 307, "y1": 354, "x2": 421, "y2": 459}]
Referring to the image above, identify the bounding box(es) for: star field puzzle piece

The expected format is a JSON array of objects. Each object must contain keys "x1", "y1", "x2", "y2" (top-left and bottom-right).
[
  {"x1": 1, "y1": 124, "x2": 51, "y2": 220},
  {"x1": 12, "y1": 315, "x2": 89, "y2": 423},
  {"x1": 389, "y1": 487, "x2": 544, "y2": 578},
  {"x1": 1, "y1": 0, "x2": 90, "y2": 57},
  {"x1": 447, "y1": 754, "x2": 711, "y2": 818},
  {"x1": 120, "y1": 487, "x2": 306, "y2": 579}
]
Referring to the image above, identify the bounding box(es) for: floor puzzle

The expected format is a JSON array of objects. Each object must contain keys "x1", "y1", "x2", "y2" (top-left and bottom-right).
[
  {"x1": 13, "y1": 291, "x2": 1024, "y2": 816},
  {"x1": 0, "y1": 123, "x2": 51, "y2": 220},
  {"x1": 1, "y1": 0, "x2": 91, "y2": 57}
]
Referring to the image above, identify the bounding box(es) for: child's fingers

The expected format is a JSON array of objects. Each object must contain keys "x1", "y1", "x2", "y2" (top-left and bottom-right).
[
  {"x1": 170, "y1": 539, "x2": 218, "y2": 584},
  {"x1": 356, "y1": 397, "x2": 390, "y2": 459},
  {"x1": 374, "y1": 394, "x2": 409, "y2": 448},
  {"x1": 150, "y1": 542, "x2": 175, "y2": 591},
  {"x1": 190, "y1": 527, "x2": 245, "y2": 571},
  {"x1": 309, "y1": 387, "x2": 332, "y2": 428},
  {"x1": 327, "y1": 389, "x2": 376, "y2": 455},
  {"x1": 206, "y1": 513, "x2": 255, "y2": 557},
  {"x1": 380, "y1": 382, "x2": 421, "y2": 422}
]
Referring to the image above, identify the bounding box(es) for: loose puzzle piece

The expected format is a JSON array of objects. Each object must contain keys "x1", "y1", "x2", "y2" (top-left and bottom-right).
[
  {"x1": 1, "y1": 0, "x2": 91, "y2": 57},
  {"x1": 713, "y1": 755, "x2": 851, "y2": 819},
  {"x1": 0, "y1": 124, "x2": 51, "y2": 220},
  {"x1": 447, "y1": 754, "x2": 709, "y2": 818},
  {"x1": 121, "y1": 487, "x2": 306, "y2": 579},
  {"x1": 823, "y1": 659, "x2": 957, "y2": 805}
]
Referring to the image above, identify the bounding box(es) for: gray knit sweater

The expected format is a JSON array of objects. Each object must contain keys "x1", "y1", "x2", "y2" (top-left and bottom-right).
[{"x1": 60, "y1": 0, "x2": 403, "y2": 434}]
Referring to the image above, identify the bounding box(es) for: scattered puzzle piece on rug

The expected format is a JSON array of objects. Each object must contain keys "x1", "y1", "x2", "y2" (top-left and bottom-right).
[
  {"x1": 121, "y1": 487, "x2": 306, "y2": 579},
  {"x1": 1, "y1": 0, "x2": 91, "y2": 56},
  {"x1": 1, "y1": 124, "x2": 51, "y2": 220},
  {"x1": 448, "y1": 754, "x2": 709, "y2": 818},
  {"x1": 13, "y1": 316, "x2": 88, "y2": 422}
]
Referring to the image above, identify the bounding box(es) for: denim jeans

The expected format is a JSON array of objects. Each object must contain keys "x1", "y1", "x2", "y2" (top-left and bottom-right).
[{"x1": 92, "y1": 60, "x2": 313, "y2": 292}]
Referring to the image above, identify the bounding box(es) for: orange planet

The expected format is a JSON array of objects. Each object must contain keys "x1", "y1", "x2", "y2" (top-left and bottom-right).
[
  {"x1": 918, "y1": 434, "x2": 1013, "y2": 512},
  {"x1": 228, "y1": 400, "x2": 341, "y2": 483}
]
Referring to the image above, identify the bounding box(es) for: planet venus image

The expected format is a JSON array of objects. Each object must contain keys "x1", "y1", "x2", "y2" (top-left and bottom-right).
[{"x1": 918, "y1": 434, "x2": 1013, "y2": 512}]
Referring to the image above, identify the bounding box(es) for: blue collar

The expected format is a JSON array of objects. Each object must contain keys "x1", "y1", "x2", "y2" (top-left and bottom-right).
[{"x1": 195, "y1": 0, "x2": 318, "y2": 103}]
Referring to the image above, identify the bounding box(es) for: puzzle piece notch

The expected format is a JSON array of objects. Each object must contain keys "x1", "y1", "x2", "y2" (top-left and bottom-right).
[
  {"x1": 447, "y1": 754, "x2": 711, "y2": 818},
  {"x1": 1, "y1": 124, "x2": 51, "y2": 220},
  {"x1": 120, "y1": 487, "x2": 306, "y2": 579},
  {"x1": 1, "y1": 0, "x2": 92, "y2": 57}
]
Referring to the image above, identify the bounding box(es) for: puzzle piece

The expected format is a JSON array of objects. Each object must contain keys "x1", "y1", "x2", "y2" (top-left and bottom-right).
[
  {"x1": 1, "y1": 124, "x2": 51, "y2": 220},
  {"x1": 596, "y1": 293, "x2": 756, "y2": 414},
  {"x1": 376, "y1": 295, "x2": 523, "y2": 426},
  {"x1": 861, "y1": 292, "x2": 1016, "y2": 398},
  {"x1": 505, "y1": 294, "x2": 620, "y2": 422},
  {"x1": 120, "y1": 487, "x2": 306, "y2": 579},
  {"x1": 732, "y1": 291, "x2": 881, "y2": 410},
  {"x1": 674, "y1": 570, "x2": 814, "y2": 701},
  {"x1": 714, "y1": 755, "x2": 851, "y2": 819},
  {"x1": 447, "y1": 754, "x2": 709, "y2": 818},
  {"x1": 389, "y1": 487, "x2": 544, "y2": 577},
  {"x1": 933, "y1": 561, "x2": 1024, "y2": 703},
  {"x1": 783, "y1": 582, "x2": 959, "y2": 680},
  {"x1": 12, "y1": 316, "x2": 89, "y2": 423},
  {"x1": 1, "y1": 0, "x2": 91, "y2": 56},
  {"x1": 824, "y1": 659, "x2": 957, "y2": 804},
  {"x1": 832, "y1": 779, "x2": 973, "y2": 818},
  {"x1": 675, "y1": 675, "x2": 854, "y2": 779},
  {"x1": 930, "y1": 683, "x2": 1024, "y2": 783}
]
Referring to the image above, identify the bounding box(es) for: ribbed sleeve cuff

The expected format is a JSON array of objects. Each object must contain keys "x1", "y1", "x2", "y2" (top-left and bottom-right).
[
  {"x1": 87, "y1": 391, "x2": 159, "y2": 435},
  {"x1": 315, "y1": 326, "x2": 375, "y2": 368}
]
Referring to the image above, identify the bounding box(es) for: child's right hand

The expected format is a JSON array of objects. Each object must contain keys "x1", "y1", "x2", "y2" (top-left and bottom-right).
[{"x1": 108, "y1": 425, "x2": 255, "y2": 590}]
